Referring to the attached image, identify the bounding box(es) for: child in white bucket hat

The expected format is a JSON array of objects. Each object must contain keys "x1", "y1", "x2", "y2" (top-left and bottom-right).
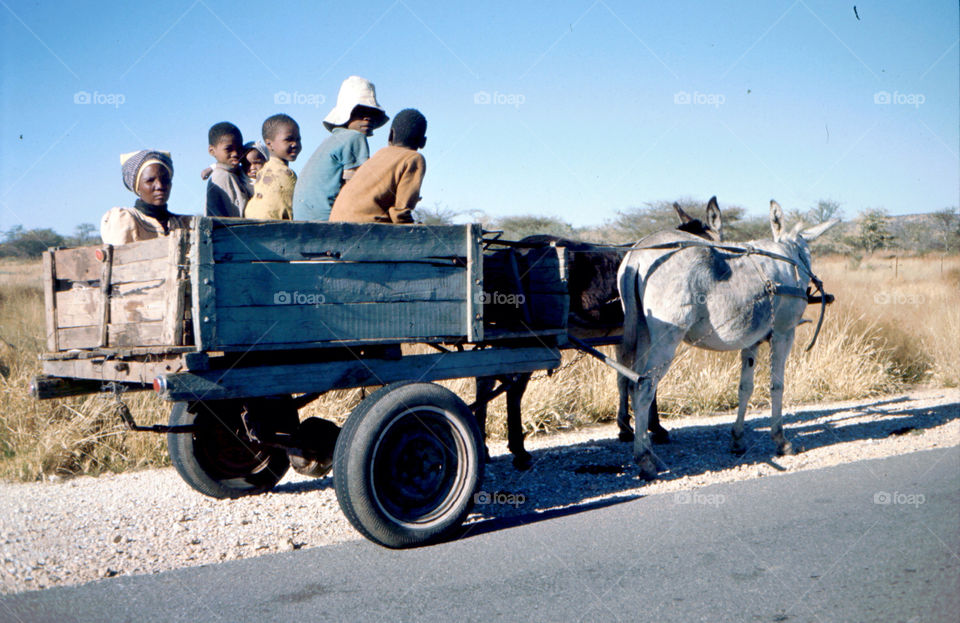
[{"x1": 293, "y1": 76, "x2": 388, "y2": 221}]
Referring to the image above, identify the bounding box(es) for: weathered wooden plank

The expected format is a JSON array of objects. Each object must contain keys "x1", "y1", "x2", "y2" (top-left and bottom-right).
[
  {"x1": 213, "y1": 261, "x2": 465, "y2": 307},
  {"x1": 57, "y1": 322, "x2": 164, "y2": 350},
  {"x1": 212, "y1": 302, "x2": 466, "y2": 348},
  {"x1": 161, "y1": 232, "x2": 190, "y2": 345},
  {"x1": 40, "y1": 354, "x2": 190, "y2": 386},
  {"x1": 31, "y1": 376, "x2": 107, "y2": 400},
  {"x1": 41, "y1": 345, "x2": 198, "y2": 361},
  {"x1": 190, "y1": 219, "x2": 217, "y2": 350},
  {"x1": 53, "y1": 236, "x2": 172, "y2": 282},
  {"x1": 55, "y1": 282, "x2": 167, "y2": 328},
  {"x1": 98, "y1": 245, "x2": 114, "y2": 346},
  {"x1": 156, "y1": 345, "x2": 562, "y2": 401},
  {"x1": 466, "y1": 225, "x2": 483, "y2": 342},
  {"x1": 210, "y1": 221, "x2": 469, "y2": 263},
  {"x1": 42, "y1": 250, "x2": 58, "y2": 352}
]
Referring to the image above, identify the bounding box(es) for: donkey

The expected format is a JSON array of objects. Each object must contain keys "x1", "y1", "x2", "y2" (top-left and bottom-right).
[
  {"x1": 617, "y1": 200, "x2": 837, "y2": 480},
  {"x1": 476, "y1": 197, "x2": 723, "y2": 470}
]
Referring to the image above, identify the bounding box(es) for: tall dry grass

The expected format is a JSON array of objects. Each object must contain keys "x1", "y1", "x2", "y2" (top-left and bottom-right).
[{"x1": 1, "y1": 254, "x2": 957, "y2": 482}]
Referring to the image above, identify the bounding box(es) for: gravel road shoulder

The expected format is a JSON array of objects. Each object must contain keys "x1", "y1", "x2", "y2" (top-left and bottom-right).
[{"x1": 2, "y1": 387, "x2": 957, "y2": 594}]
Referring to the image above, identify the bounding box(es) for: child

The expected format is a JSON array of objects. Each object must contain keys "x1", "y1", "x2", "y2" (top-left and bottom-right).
[
  {"x1": 328, "y1": 109, "x2": 426, "y2": 224},
  {"x1": 243, "y1": 114, "x2": 301, "y2": 220},
  {"x1": 293, "y1": 76, "x2": 388, "y2": 221},
  {"x1": 205, "y1": 122, "x2": 251, "y2": 217},
  {"x1": 242, "y1": 141, "x2": 269, "y2": 181},
  {"x1": 101, "y1": 150, "x2": 191, "y2": 244}
]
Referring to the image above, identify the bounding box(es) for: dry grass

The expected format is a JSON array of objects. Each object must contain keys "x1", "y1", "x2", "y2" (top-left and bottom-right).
[{"x1": 1, "y1": 254, "x2": 957, "y2": 482}]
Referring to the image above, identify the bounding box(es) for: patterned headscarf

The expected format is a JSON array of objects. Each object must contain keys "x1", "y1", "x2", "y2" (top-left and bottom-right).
[
  {"x1": 251, "y1": 141, "x2": 270, "y2": 162},
  {"x1": 120, "y1": 150, "x2": 174, "y2": 193}
]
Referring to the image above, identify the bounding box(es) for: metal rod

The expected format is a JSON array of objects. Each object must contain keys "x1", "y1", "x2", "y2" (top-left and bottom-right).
[{"x1": 565, "y1": 334, "x2": 642, "y2": 384}]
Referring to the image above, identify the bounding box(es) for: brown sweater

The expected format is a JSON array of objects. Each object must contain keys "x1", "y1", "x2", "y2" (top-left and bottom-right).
[{"x1": 328, "y1": 145, "x2": 425, "y2": 224}]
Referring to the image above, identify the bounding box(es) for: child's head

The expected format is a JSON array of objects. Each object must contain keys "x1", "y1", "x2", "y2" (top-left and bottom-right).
[
  {"x1": 207, "y1": 122, "x2": 244, "y2": 167},
  {"x1": 323, "y1": 76, "x2": 389, "y2": 133},
  {"x1": 241, "y1": 141, "x2": 269, "y2": 179},
  {"x1": 121, "y1": 150, "x2": 174, "y2": 206},
  {"x1": 262, "y1": 114, "x2": 301, "y2": 163},
  {"x1": 388, "y1": 109, "x2": 427, "y2": 150}
]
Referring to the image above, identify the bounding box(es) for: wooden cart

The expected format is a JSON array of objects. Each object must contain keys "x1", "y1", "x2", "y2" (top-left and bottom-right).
[{"x1": 32, "y1": 218, "x2": 625, "y2": 548}]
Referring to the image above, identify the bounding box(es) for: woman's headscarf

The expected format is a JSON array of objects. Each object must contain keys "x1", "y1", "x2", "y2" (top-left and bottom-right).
[{"x1": 120, "y1": 150, "x2": 174, "y2": 193}]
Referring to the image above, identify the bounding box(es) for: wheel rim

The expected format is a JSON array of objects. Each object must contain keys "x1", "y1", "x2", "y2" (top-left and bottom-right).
[
  {"x1": 369, "y1": 406, "x2": 471, "y2": 527},
  {"x1": 193, "y1": 404, "x2": 275, "y2": 481}
]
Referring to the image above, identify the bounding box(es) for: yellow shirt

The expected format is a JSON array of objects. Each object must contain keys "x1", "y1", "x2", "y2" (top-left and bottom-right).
[
  {"x1": 244, "y1": 156, "x2": 297, "y2": 220},
  {"x1": 329, "y1": 145, "x2": 425, "y2": 224}
]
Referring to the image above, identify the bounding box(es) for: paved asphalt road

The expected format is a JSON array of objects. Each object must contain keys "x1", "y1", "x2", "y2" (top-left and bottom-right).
[{"x1": 3, "y1": 446, "x2": 958, "y2": 623}]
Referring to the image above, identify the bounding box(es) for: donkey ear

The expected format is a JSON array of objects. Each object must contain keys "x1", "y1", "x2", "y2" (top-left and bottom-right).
[
  {"x1": 706, "y1": 196, "x2": 723, "y2": 241},
  {"x1": 770, "y1": 200, "x2": 784, "y2": 242},
  {"x1": 673, "y1": 201, "x2": 693, "y2": 224},
  {"x1": 799, "y1": 218, "x2": 841, "y2": 241}
]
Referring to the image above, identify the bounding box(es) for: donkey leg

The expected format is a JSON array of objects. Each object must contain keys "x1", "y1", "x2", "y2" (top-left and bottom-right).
[
  {"x1": 474, "y1": 376, "x2": 494, "y2": 462},
  {"x1": 769, "y1": 331, "x2": 797, "y2": 456},
  {"x1": 506, "y1": 374, "x2": 532, "y2": 470},
  {"x1": 731, "y1": 345, "x2": 759, "y2": 455},
  {"x1": 630, "y1": 335, "x2": 680, "y2": 480},
  {"x1": 648, "y1": 396, "x2": 669, "y2": 444},
  {"x1": 616, "y1": 375, "x2": 634, "y2": 441}
]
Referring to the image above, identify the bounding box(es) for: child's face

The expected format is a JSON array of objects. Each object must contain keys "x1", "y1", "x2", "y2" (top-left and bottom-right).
[
  {"x1": 346, "y1": 106, "x2": 379, "y2": 136},
  {"x1": 136, "y1": 164, "x2": 172, "y2": 206},
  {"x1": 208, "y1": 134, "x2": 243, "y2": 167},
  {"x1": 265, "y1": 123, "x2": 302, "y2": 162},
  {"x1": 244, "y1": 149, "x2": 267, "y2": 178}
]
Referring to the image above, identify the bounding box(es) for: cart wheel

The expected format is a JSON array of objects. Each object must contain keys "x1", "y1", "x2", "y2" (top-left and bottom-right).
[
  {"x1": 333, "y1": 381, "x2": 484, "y2": 548},
  {"x1": 167, "y1": 399, "x2": 298, "y2": 499}
]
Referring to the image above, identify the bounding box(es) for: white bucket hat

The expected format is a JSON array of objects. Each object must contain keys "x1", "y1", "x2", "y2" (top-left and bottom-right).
[{"x1": 323, "y1": 76, "x2": 389, "y2": 132}]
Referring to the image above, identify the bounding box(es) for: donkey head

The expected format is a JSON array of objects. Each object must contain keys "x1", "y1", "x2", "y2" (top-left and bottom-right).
[
  {"x1": 770, "y1": 199, "x2": 840, "y2": 267},
  {"x1": 675, "y1": 196, "x2": 723, "y2": 242}
]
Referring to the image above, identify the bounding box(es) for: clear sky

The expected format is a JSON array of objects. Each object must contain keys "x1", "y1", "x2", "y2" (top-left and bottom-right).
[{"x1": 1, "y1": 0, "x2": 957, "y2": 235}]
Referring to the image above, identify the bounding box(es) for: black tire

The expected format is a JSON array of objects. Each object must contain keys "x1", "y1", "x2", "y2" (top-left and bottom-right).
[
  {"x1": 333, "y1": 381, "x2": 484, "y2": 548},
  {"x1": 167, "y1": 399, "x2": 298, "y2": 499}
]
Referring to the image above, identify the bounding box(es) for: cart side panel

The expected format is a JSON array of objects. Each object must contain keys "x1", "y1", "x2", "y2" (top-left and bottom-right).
[{"x1": 201, "y1": 220, "x2": 481, "y2": 350}]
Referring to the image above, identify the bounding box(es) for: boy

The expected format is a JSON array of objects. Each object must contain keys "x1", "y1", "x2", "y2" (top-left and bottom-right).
[
  {"x1": 293, "y1": 76, "x2": 388, "y2": 221},
  {"x1": 244, "y1": 114, "x2": 301, "y2": 220},
  {"x1": 329, "y1": 109, "x2": 426, "y2": 224},
  {"x1": 205, "y1": 122, "x2": 251, "y2": 217}
]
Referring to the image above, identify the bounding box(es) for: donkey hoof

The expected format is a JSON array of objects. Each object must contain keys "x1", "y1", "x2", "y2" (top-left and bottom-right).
[
  {"x1": 634, "y1": 454, "x2": 660, "y2": 481},
  {"x1": 777, "y1": 440, "x2": 796, "y2": 456},
  {"x1": 618, "y1": 431, "x2": 634, "y2": 442},
  {"x1": 650, "y1": 428, "x2": 670, "y2": 445},
  {"x1": 512, "y1": 452, "x2": 533, "y2": 471},
  {"x1": 730, "y1": 439, "x2": 746, "y2": 456}
]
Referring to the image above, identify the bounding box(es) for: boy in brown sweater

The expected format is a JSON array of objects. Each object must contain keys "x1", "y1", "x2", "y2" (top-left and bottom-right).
[{"x1": 328, "y1": 109, "x2": 426, "y2": 224}]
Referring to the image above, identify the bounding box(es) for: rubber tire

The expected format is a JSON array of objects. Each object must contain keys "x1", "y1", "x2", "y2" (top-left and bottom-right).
[
  {"x1": 333, "y1": 381, "x2": 484, "y2": 549},
  {"x1": 167, "y1": 399, "x2": 297, "y2": 499}
]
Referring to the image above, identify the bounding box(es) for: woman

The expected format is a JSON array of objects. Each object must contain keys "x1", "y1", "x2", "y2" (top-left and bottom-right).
[{"x1": 100, "y1": 150, "x2": 191, "y2": 245}]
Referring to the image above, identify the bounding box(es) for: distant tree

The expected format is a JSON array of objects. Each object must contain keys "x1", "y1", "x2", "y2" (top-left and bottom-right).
[
  {"x1": 806, "y1": 199, "x2": 843, "y2": 225},
  {"x1": 66, "y1": 223, "x2": 98, "y2": 247},
  {"x1": 854, "y1": 208, "x2": 895, "y2": 254},
  {"x1": 930, "y1": 207, "x2": 960, "y2": 253},
  {"x1": 0, "y1": 226, "x2": 65, "y2": 258},
  {"x1": 488, "y1": 214, "x2": 575, "y2": 240},
  {"x1": 611, "y1": 198, "x2": 736, "y2": 243}
]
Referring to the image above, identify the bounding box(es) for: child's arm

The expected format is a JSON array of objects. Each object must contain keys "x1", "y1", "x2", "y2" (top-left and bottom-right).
[{"x1": 388, "y1": 155, "x2": 425, "y2": 224}]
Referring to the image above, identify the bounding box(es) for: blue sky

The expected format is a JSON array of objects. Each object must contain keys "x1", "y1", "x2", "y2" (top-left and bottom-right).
[{"x1": 1, "y1": 0, "x2": 957, "y2": 235}]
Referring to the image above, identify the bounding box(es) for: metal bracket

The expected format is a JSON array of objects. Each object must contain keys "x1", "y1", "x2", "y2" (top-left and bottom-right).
[{"x1": 107, "y1": 382, "x2": 196, "y2": 434}]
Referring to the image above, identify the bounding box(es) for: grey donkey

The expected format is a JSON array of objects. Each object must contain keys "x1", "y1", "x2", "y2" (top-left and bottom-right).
[{"x1": 617, "y1": 200, "x2": 838, "y2": 480}]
